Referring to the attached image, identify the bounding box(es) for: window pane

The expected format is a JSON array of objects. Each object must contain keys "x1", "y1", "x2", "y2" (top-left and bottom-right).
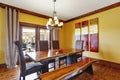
[
  {"x1": 40, "y1": 29, "x2": 49, "y2": 40},
  {"x1": 81, "y1": 21, "x2": 89, "y2": 51},
  {"x1": 90, "y1": 25, "x2": 98, "y2": 34},
  {"x1": 75, "y1": 28, "x2": 80, "y2": 40}
]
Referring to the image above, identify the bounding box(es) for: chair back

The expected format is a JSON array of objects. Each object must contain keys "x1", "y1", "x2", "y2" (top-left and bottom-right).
[
  {"x1": 15, "y1": 41, "x2": 26, "y2": 72},
  {"x1": 40, "y1": 40, "x2": 48, "y2": 51},
  {"x1": 67, "y1": 53, "x2": 77, "y2": 65},
  {"x1": 75, "y1": 40, "x2": 84, "y2": 49},
  {"x1": 52, "y1": 40, "x2": 59, "y2": 49}
]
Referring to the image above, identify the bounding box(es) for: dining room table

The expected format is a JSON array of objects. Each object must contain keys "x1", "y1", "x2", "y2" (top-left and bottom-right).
[{"x1": 26, "y1": 48, "x2": 84, "y2": 62}]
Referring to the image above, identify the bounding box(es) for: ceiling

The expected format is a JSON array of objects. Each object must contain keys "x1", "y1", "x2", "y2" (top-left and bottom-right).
[{"x1": 0, "y1": 0, "x2": 120, "y2": 21}]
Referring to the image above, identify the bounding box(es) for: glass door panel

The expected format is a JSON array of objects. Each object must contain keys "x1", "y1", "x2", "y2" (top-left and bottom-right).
[
  {"x1": 40, "y1": 29, "x2": 49, "y2": 40},
  {"x1": 22, "y1": 27, "x2": 36, "y2": 51}
]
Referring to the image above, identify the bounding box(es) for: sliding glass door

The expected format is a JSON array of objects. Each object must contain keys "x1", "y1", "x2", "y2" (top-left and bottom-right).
[
  {"x1": 19, "y1": 23, "x2": 49, "y2": 51},
  {"x1": 22, "y1": 27, "x2": 36, "y2": 51}
]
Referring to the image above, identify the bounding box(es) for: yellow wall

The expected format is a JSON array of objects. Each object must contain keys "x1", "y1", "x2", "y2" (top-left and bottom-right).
[
  {"x1": 19, "y1": 13, "x2": 48, "y2": 26},
  {"x1": 0, "y1": 8, "x2": 5, "y2": 64},
  {"x1": 64, "y1": 6, "x2": 120, "y2": 64}
]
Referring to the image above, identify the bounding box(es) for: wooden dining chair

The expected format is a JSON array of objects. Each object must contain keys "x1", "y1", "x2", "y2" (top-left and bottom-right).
[
  {"x1": 52, "y1": 40, "x2": 59, "y2": 49},
  {"x1": 39, "y1": 40, "x2": 48, "y2": 51},
  {"x1": 58, "y1": 55, "x2": 67, "y2": 68},
  {"x1": 41, "y1": 58, "x2": 56, "y2": 73},
  {"x1": 52, "y1": 40, "x2": 67, "y2": 68},
  {"x1": 67, "y1": 53, "x2": 77, "y2": 65},
  {"x1": 15, "y1": 41, "x2": 43, "y2": 80},
  {"x1": 75, "y1": 40, "x2": 84, "y2": 61}
]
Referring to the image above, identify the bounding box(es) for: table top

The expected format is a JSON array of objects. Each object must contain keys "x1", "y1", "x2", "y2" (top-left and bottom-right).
[{"x1": 26, "y1": 49, "x2": 84, "y2": 62}]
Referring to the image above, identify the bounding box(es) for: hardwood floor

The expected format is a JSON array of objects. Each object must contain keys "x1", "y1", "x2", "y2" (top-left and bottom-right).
[
  {"x1": 72, "y1": 61, "x2": 120, "y2": 80},
  {"x1": 0, "y1": 66, "x2": 19, "y2": 80},
  {"x1": 0, "y1": 59, "x2": 120, "y2": 80}
]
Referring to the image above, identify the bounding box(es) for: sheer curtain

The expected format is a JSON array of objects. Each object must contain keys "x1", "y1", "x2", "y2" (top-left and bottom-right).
[
  {"x1": 5, "y1": 7, "x2": 19, "y2": 68},
  {"x1": 52, "y1": 29, "x2": 60, "y2": 49},
  {"x1": 52, "y1": 29, "x2": 59, "y2": 40}
]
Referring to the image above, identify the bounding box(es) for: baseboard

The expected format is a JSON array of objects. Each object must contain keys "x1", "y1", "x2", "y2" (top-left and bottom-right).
[
  {"x1": 0, "y1": 63, "x2": 6, "y2": 68},
  {"x1": 98, "y1": 60, "x2": 120, "y2": 69}
]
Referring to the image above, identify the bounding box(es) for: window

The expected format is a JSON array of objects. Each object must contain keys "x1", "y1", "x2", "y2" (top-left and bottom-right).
[{"x1": 75, "y1": 18, "x2": 99, "y2": 52}]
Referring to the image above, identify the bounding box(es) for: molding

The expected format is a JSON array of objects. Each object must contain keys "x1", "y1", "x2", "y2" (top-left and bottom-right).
[
  {"x1": 0, "y1": 63, "x2": 6, "y2": 68},
  {"x1": 0, "y1": 3, "x2": 51, "y2": 20},
  {"x1": 64, "y1": 2, "x2": 120, "y2": 23},
  {"x1": 98, "y1": 60, "x2": 120, "y2": 69}
]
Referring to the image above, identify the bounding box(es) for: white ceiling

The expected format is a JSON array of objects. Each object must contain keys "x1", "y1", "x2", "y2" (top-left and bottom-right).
[{"x1": 0, "y1": 0, "x2": 120, "y2": 21}]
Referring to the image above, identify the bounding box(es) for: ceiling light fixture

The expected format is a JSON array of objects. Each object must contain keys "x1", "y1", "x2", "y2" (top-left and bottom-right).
[{"x1": 46, "y1": 0, "x2": 63, "y2": 30}]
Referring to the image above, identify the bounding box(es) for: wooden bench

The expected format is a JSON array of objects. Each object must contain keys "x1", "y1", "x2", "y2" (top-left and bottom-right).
[{"x1": 39, "y1": 58, "x2": 97, "y2": 80}]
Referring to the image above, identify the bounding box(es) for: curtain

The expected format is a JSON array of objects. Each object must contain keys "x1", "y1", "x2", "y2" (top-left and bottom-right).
[
  {"x1": 48, "y1": 29, "x2": 59, "y2": 50},
  {"x1": 75, "y1": 22, "x2": 81, "y2": 40},
  {"x1": 5, "y1": 7, "x2": 19, "y2": 68},
  {"x1": 89, "y1": 18, "x2": 99, "y2": 52},
  {"x1": 52, "y1": 29, "x2": 59, "y2": 40}
]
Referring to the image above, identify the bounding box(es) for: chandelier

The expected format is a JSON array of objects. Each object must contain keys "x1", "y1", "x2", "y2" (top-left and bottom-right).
[{"x1": 46, "y1": 0, "x2": 63, "y2": 30}]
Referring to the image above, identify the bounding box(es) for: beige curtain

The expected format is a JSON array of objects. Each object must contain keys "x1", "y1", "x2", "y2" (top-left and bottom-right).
[
  {"x1": 48, "y1": 29, "x2": 59, "y2": 50},
  {"x1": 52, "y1": 29, "x2": 59, "y2": 40},
  {"x1": 5, "y1": 7, "x2": 19, "y2": 68}
]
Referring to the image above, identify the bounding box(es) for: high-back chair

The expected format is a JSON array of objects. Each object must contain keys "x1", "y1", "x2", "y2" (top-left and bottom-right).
[
  {"x1": 66, "y1": 40, "x2": 84, "y2": 65},
  {"x1": 75, "y1": 40, "x2": 84, "y2": 49},
  {"x1": 75, "y1": 40, "x2": 84, "y2": 61},
  {"x1": 67, "y1": 53, "x2": 77, "y2": 65},
  {"x1": 58, "y1": 55, "x2": 67, "y2": 68},
  {"x1": 41, "y1": 58, "x2": 56, "y2": 73},
  {"x1": 52, "y1": 40, "x2": 59, "y2": 49},
  {"x1": 52, "y1": 40, "x2": 67, "y2": 68},
  {"x1": 15, "y1": 41, "x2": 43, "y2": 80},
  {"x1": 39, "y1": 40, "x2": 56, "y2": 72},
  {"x1": 39, "y1": 40, "x2": 48, "y2": 51}
]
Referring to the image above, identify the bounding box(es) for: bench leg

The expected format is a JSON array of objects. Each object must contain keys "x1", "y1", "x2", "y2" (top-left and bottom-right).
[{"x1": 85, "y1": 64, "x2": 93, "y2": 74}]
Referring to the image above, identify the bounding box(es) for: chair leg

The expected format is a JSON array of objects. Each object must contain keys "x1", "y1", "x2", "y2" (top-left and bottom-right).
[
  {"x1": 19, "y1": 74, "x2": 21, "y2": 80},
  {"x1": 19, "y1": 77, "x2": 21, "y2": 80},
  {"x1": 23, "y1": 76, "x2": 25, "y2": 80},
  {"x1": 34, "y1": 77, "x2": 40, "y2": 80},
  {"x1": 59, "y1": 60, "x2": 60, "y2": 68},
  {"x1": 65, "y1": 59, "x2": 67, "y2": 66},
  {"x1": 54, "y1": 62, "x2": 55, "y2": 70},
  {"x1": 37, "y1": 71, "x2": 41, "y2": 75}
]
